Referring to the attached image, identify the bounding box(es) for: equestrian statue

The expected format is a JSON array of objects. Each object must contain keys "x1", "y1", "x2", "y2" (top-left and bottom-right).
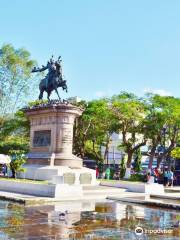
[{"x1": 32, "y1": 56, "x2": 68, "y2": 100}]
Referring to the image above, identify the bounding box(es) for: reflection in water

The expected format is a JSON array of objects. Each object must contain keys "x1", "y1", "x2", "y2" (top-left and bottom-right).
[{"x1": 0, "y1": 200, "x2": 179, "y2": 239}]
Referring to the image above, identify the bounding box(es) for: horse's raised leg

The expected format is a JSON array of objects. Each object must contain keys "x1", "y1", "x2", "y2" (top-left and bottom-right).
[{"x1": 55, "y1": 88, "x2": 61, "y2": 100}]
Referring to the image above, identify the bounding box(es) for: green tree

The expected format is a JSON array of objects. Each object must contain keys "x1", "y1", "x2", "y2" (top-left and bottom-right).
[
  {"x1": 73, "y1": 100, "x2": 91, "y2": 159},
  {"x1": 73, "y1": 98, "x2": 117, "y2": 164},
  {"x1": 0, "y1": 44, "x2": 36, "y2": 115},
  {"x1": 142, "y1": 94, "x2": 180, "y2": 169},
  {"x1": 153, "y1": 95, "x2": 180, "y2": 167},
  {"x1": 142, "y1": 94, "x2": 166, "y2": 169},
  {"x1": 86, "y1": 99, "x2": 117, "y2": 162},
  {"x1": 0, "y1": 110, "x2": 30, "y2": 154},
  {"x1": 111, "y1": 92, "x2": 147, "y2": 178}
]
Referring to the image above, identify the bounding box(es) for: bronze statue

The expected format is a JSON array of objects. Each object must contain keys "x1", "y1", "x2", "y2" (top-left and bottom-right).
[{"x1": 32, "y1": 56, "x2": 68, "y2": 100}]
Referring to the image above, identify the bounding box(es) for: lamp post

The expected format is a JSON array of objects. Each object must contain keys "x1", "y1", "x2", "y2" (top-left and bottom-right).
[
  {"x1": 113, "y1": 146, "x2": 115, "y2": 166},
  {"x1": 106, "y1": 148, "x2": 109, "y2": 165}
]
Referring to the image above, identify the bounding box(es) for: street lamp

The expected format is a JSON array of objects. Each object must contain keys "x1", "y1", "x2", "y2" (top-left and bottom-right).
[{"x1": 112, "y1": 145, "x2": 115, "y2": 166}]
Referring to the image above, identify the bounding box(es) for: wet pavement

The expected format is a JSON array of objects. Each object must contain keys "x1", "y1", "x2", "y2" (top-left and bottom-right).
[{"x1": 0, "y1": 200, "x2": 180, "y2": 239}]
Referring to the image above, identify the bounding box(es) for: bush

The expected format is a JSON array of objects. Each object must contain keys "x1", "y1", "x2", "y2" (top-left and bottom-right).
[{"x1": 129, "y1": 173, "x2": 146, "y2": 182}]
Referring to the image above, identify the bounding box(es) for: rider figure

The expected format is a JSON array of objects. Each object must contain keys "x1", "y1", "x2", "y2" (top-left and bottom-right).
[
  {"x1": 46, "y1": 57, "x2": 57, "y2": 88},
  {"x1": 32, "y1": 56, "x2": 59, "y2": 89}
]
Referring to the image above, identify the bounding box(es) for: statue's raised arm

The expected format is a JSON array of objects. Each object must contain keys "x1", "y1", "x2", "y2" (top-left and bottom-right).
[{"x1": 32, "y1": 65, "x2": 48, "y2": 73}]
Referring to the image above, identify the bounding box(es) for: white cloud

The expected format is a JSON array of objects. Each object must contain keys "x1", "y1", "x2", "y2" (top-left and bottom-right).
[{"x1": 144, "y1": 88, "x2": 172, "y2": 96}]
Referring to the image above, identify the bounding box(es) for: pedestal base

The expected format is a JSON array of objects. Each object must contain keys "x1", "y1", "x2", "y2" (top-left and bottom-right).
[{"x1": 20, "y1": 164, "x2": 97, "y2": 185}]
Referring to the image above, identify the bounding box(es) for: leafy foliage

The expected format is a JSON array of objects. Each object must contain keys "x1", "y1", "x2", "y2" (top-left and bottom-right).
[
  {"x1": 111, "y1": 92, "x2": 147, "y2": 175},
  {"x1": 9, "y1": 150, "x2": 27, "y2": 178},
  {"x1": 73, "y1": 93, "x2": 180, "y2": 179},
  {"x1": 129, "y1": 173, "x2": 146, "y2": 182},
  {"x1": 0, "y1": 110, "x2": 30, "y2": 154},
  {"x1": 73, "y1": 98, "x2": 117, "y2": 163},
  {"x1": 171, "y1": 147, "x2": 180, "y2": 159},
  {"x1": 0, "y1": 44, "x2": 37, "y2": 115}
]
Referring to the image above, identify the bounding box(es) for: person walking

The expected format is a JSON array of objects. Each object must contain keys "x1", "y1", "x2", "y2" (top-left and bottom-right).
[
  {"x1": 154, "y1": 167, "x2": 160, "y2": 183},
  {"x1": 163, "y1": 169, "x2": 168, "y2": 186},
  {"x1": 167, "y1": 169, "x2": 174, "y2": 187},
  {"x1": 96, "y1": 166, "x2": 99, "y2": 179},
  {"x1": 105, "y1": 166, "x2": 111, "y2": 180}
]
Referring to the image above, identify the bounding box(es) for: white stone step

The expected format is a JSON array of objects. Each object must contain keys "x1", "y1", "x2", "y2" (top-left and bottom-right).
[{"x1": 83, "y1": 185, "x2": 127, "y2": 194}]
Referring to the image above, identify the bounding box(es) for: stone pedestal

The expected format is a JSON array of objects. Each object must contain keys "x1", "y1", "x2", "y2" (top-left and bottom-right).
[
  {"x1": 25, "y1": 102, "x2": 82, "y2": 168},
  {"x1": 22, "y1": 101, "x2": 97, "y2": 185}
]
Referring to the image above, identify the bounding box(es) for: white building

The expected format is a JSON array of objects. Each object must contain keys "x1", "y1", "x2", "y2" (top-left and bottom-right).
[{"x1": 67, "y1": 96, "x2": 82, "y2": 104}]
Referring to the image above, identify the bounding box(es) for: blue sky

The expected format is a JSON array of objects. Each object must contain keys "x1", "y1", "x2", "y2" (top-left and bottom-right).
[{"x1": 0, "y1": 0, "x2": 180, "y2": 100}]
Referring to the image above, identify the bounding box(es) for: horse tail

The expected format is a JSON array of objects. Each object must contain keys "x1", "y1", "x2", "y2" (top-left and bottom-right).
[{"x1": 62, "y1": 80, "x2": 68, "y2": 92}]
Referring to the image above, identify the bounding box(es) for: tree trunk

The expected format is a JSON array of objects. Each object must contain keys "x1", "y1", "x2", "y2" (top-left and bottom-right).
[
  {"x1": 11, "y1": 168, "x2": 16, "y2": 178},
  {"x1": 124, "y1": 168, "x2": 131, "y2": 179},
  {"x1": 123, "y1": 139, "x2": 147, "y2": 179},
  {"x1": 124, "y1": 151, "x2": 133, "y2": 179},
  {"x1": 157, "y1": 141, "x2": 175, "y2": 168},
  {"x1": 148, "y1": 146, "x2": 156, "y2": 170},
  {"x1": 92, "y1": 140, "x2": 101, "y2": 160},
  {"x1": 127, "y1": 151, "x2": 133, "y2": 168},
  {"x1": 157, "y1": 154, "x2": 163, "y2": 168},
  {"x1": 104, "y1": 142, "x2": 109, "y2": 164}
]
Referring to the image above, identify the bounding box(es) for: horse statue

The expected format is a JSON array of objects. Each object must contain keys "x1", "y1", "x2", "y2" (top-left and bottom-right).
[{"x1": 32, "y1": 56, "x2": 68, "y2": 100}]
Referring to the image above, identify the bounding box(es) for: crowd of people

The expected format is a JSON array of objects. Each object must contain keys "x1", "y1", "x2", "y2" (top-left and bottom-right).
[
  {"x1": 95, "y1": 165, "x2": 175, "y2": 187},
  {"x1": 153, "y1": 167, "x2": 174, "y2": 187}
]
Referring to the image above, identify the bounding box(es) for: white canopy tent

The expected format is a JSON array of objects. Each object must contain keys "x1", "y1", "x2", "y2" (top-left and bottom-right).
[{"x1": 0, "y1": 154, "x2": 11, "y2": 164}]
